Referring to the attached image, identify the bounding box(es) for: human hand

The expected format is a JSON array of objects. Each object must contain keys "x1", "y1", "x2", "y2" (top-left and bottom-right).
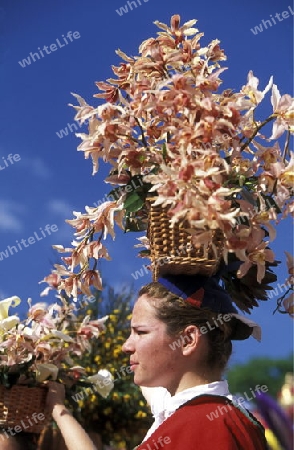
[
  {"x1": 43, "y1": 382, "x2": 97, "y2": 450},
  {"x1": 44, "y1": 380, "x2": 66, "y2": 413}
]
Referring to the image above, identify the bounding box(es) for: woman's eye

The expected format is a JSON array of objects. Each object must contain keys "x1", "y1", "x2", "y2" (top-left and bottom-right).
[{"x1": 136, "y1": 330, "x2": 147, "y2": 335}]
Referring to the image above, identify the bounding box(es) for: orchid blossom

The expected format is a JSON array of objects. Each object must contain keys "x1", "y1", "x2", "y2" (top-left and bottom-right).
[{"x1": 41, "y1": 15, "x2": 293, "y2": 316}]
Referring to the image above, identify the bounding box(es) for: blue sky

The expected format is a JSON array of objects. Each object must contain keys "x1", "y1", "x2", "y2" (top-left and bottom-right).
[{"x1": 0, "y1": 0, "x2": 293, "y2": 367}]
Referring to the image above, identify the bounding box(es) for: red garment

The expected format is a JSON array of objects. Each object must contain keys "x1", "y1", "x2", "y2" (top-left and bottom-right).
[{"x1": 137, "y1": 395, "x2": 267, "y2": 450}]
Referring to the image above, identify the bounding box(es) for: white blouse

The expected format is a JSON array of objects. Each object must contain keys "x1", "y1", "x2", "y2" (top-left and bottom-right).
[{"x1": 141, "y1": 380, "x2": 235, "y2": 442}]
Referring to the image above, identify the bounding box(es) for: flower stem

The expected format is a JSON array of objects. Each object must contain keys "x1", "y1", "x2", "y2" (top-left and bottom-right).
[{"x1": 240, "y1": 114, "x2": 276, "y2": 152}]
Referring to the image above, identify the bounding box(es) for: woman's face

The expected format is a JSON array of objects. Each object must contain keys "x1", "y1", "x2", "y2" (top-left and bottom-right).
[{"x1": 122, "y1": 294, "x2": 183, "y2": 392}]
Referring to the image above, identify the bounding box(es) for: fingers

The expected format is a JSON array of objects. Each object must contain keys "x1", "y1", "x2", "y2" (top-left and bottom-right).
[
  {"x1": 44, "y1": 380, "x2": 65, "y2": 394},
  {"x1": 44, "y1": 381, "x2": 66, "y2": 411}
]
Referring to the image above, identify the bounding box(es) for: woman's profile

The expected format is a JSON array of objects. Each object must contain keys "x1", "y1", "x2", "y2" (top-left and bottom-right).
[
  {"x1": 122, "y1": 274, "x2": 268, "y2": 449},
  {"x1": 44, "y1": 273, "x2": 269, "y2": 449}
]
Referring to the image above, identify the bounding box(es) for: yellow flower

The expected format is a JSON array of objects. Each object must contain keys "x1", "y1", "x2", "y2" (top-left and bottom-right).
[
  {"x1": 135, "y1": 411, "x2": 147, "y2": 418},
  {"x1": 113, "y1": 348, "x2": 120, "y2": 358}
]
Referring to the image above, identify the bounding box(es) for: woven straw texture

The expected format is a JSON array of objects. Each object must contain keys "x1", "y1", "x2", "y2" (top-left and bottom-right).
[
  {"x1": 0, "y1": 385, "x2": 51, "y2": 434},
  {"x1": 147, "y1": 199, "x2": 224, "y2": 280}
]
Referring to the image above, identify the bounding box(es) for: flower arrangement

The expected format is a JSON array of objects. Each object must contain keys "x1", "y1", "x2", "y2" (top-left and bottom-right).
[
  {"x1": 0, "y1": 295, "x2": 114, "y2": 397},
  {"x1": 42, "y1": 14, "x2": 293, "y2": 315}
]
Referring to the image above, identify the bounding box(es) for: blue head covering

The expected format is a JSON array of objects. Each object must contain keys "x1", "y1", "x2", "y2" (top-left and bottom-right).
[
  {"x1": 158, "y1": 274, "x2": 238, "y2": 314},
  {"x1": 157, "y1": 274, "x2": 261, "y2": 341}
]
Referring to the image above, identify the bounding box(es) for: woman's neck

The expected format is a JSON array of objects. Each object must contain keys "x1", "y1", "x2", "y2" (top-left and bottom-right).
[{"x1": 170, "y1": 370, "x2": 223, "y2": 396}]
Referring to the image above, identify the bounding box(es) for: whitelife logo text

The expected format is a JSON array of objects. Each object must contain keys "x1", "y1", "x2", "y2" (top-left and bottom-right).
[
  {"x1": 0, "y1": 153, "x2": 21, "y2": 171},
  {"x1": 116, "y1": 0, "x2": 149, "y2": 16},
  {"x1": 0, "y1": 224, "x2": 58, "y2": 262},
  {"x1": 251, "y1": 5, "x2": 293, "y2": 35},
  {"x1": 206, "y1": 384, "x2": 269, "y2": 421},
  {"x1": 0, "y1": 412, "x2": 46, "y2": 440},
  {"x1": 18, "y1": 31, "x2": 81, "y2": 68}
]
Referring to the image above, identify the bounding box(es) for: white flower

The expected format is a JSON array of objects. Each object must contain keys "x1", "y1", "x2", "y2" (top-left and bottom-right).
[
  {"x1": 49, "y1": 330, "x2": 74, "y2": 342},
  {"x1": 0, "y1": 296, "x2": 21, "y2": 320},
  {"x1": 87, "y1": 369, "x2": 114, "y2": 398},
  {"x1": 0, "y1": 315, "x2": 20, "y2": 332},
  {"x1": 35, "y1": 363, "x2": 59, "y2": 382}
]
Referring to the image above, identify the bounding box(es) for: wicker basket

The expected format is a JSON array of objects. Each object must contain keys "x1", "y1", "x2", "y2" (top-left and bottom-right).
[
  {"x1": 147, "y1": 198, "x2": 224, "y2": 280},
  {"x1": 0, "y1": 385, "x2": 51, "y2": 434}
]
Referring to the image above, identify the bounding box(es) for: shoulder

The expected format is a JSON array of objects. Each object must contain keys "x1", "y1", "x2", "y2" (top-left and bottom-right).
[
  {"x1": 181, "y1": 395, "x2": 267, "y2": 449},
  {"x1": 137, "y1": 395, "x2": 267, "y2": 450}
]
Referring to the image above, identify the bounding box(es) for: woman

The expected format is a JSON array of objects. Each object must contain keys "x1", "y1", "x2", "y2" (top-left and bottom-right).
[{"x1": 122, "y1": 274, "x2": 268, "y2": 450}]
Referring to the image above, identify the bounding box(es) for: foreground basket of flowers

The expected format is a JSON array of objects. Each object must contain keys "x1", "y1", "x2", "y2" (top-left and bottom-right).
[
  {"x1": 0, "y1": 384, "x2": 49, "y2": 434},
  {"x1": 41, "y1": 14, "x2": 293, "y2": 315},
  {"x1": 0, "y1": 295, "x2": 113, "y2": 433}
]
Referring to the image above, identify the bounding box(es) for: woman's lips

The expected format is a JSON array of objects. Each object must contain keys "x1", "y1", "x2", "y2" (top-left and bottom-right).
[{"x1": 130, "y1": 361, "x2": 138, "y2": 371}]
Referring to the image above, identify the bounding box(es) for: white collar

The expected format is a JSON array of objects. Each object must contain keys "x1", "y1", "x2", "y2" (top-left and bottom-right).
[{"x1": 142, "y1": 380, "x2": 233, "y2": 442}]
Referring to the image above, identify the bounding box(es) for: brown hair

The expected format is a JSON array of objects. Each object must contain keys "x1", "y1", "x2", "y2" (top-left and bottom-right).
[{"x1": 139, "y1": 282, "x2": 234, "y2": 371}]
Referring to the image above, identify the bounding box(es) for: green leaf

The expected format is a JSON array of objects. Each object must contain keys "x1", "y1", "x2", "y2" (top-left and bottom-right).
[
  {"x1": 138, "y1": 250, "x2": 150, "y2": 257},
  {"x1": 123, "y1": 192, "x2": 144, "y2": 213}
]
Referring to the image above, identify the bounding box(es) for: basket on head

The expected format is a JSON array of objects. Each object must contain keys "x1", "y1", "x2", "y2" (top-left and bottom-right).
[
  {"x1": 0, "y1": 384, "x2": 51, "y2": 434},
  {"x1": 147, "y1": 198, "x2": 224, "y2": 281}
]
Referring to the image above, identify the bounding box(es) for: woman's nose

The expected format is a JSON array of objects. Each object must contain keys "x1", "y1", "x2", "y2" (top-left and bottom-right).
[{"x1": 122, "y1": 335, "x2": 134, "y2": 353}]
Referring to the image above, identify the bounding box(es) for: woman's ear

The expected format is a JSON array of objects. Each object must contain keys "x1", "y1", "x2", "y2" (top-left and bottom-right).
[{"x1": 180, "y1": 325, "x2": 201, "y2": 355}]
